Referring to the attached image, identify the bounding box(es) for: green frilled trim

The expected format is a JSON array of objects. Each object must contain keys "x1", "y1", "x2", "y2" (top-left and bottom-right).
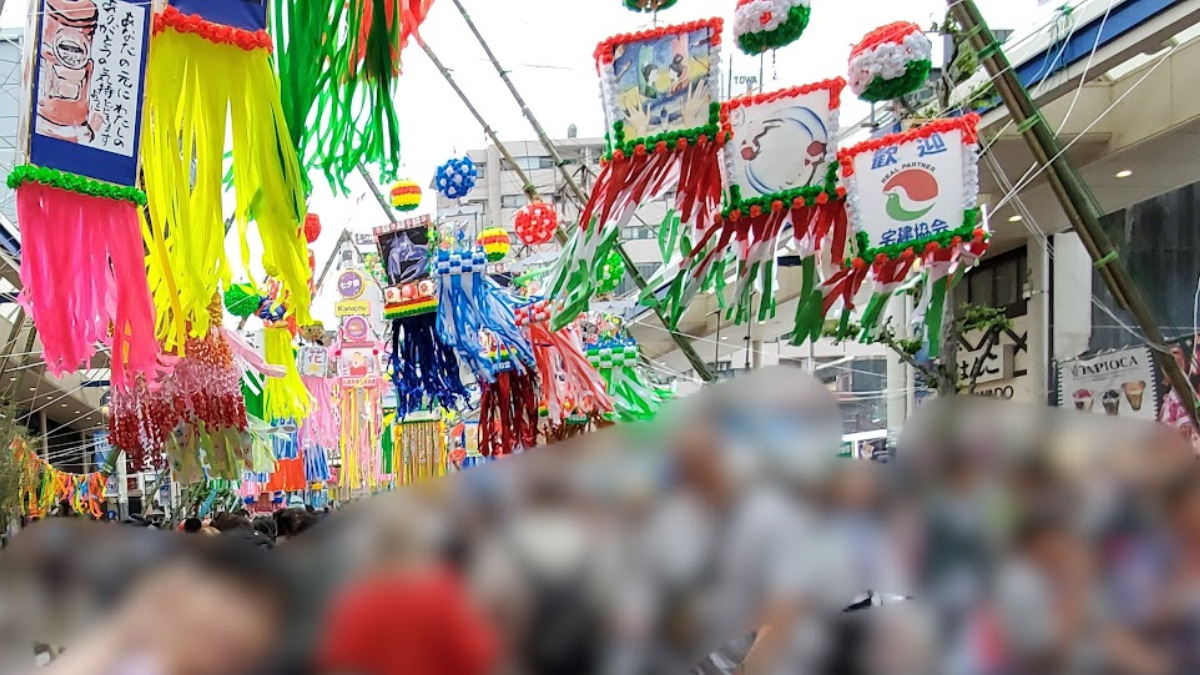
[
  {"x1": 736, "y1": 5, "x2": 811, "y2": 55},
  {"x1": 853, "y1": 208, "x2": 981, "y2": 262},
  {"x1": 857, "y1": 59, "x2": 932, "y2": 104},
  {"x1": 605, "y1": 102, "x2": 723, "y2": 161},
  {"x1": 723, "y1": 162, "x2": 841, "y2": 218},
  {"x1": 6, "y1": 165, "x2": 146, "y2": 206}
]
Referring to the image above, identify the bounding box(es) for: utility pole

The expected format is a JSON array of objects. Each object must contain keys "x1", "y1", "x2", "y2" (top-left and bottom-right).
[
  {"x1": 440, "y1": 3, "x2": 716, "y2": 382},
  {"x1": 949, "y1": 0, "x2": 1200, "y2": 429}
]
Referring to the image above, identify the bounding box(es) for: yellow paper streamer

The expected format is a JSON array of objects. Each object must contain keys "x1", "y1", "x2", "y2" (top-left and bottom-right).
[
  {"x1": 263, "y1": 326, "x2": 312, "y2": 421},
  {"x1": 142, "y1": 27, "x2": 312, "y2": 345}
]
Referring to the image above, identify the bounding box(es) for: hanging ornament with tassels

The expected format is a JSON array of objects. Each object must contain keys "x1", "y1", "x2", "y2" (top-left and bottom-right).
[
  {"x1": 733, "y1": 0, "x2": 811, "y2": 55},
  {"x1": 435, "y1": 248, "x2": 539, "y2": 457},
  {"x1": 390, "y1": 179, "x2": 422, "y2": 211},
  {"x1": 271, "y1": 0, "x2": 434, "y2": 192},
  {"x1": 586, "y1": 339, "x2": 674, "y2": 423},
  {"x1": 513, "y1": 201, "x2": 558, "y2": 246},
  {"x1": 848, "y1": 22, "x2": 933, "y2": 104},
  {"x1": 546, "y1": 19, "x2": 727, "y2": 330},
  {"x1": 143, "y1": 0, "x2": 312, "y2": 350},
  {"x1": 656, "y1": 78, "x2": 847, "y2": 333},
  {"x1": 834, "y1": 114, "x2": 987, "y2": 355},
  {"x1": 6, "y1": 0, "x2": 161, "y2": 389},
  {"x1": 376, "y1": 220, "x2": 470, "y2": 418},
  {"x1": 515, "y1": 299, "x2": 614, "y2": 431}
]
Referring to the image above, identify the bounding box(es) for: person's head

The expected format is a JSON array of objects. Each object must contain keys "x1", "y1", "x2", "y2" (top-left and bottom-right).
[
  {"x1": 1013, "y1": 510, "x2": 1082, "y2": 575},
  {"x1": 827, "y1": 461, "x2": 885, "y2": 513},
  {"x1": 252, "y1": 516, "x2": 278, "y2": 544},
  {"x1": 212, "y1": 513, "x2": 250, "y2": 533},
  {"x1": 182, "y1": 518, "x2": 203, "y2": 534},
  {"x1": 133, "y1": 536, "x2": 290, "y2": 675},
  {"x1": 1164, "y1": 467, "x2": 1200, "y2": 544}
]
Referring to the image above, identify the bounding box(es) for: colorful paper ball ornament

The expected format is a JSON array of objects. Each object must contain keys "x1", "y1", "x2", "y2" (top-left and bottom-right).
[
  {"x1": 513, "y1": 201, "x2": 558, "y2": 245},
  {"x1": 595, "y1": 249, "x2": 625, "y2": 295},
  {"x1": 390, "y1": 179, "x2": 422, "y2": 211},
  {"x1": 848, "y1": 22, "x2": 933, "y2": 103},
  {"x1": 435, "y1": 157, "x2": 479, "y2": 200},
  {"x1": 734, "y1": 0, "x2": 811, "y2": 55},
  {"x1": 223, "y1": 283, "x2": 261, "y2": 319},
  {"x1": 303, "y1": 212, "x2": 322, "y2": 244},
  {"x1": 477, "y1": 227, "x2": 511, "y2": 262},
  {"x1": 623, "y1": 0, "x2": 677, "y2": 11}
]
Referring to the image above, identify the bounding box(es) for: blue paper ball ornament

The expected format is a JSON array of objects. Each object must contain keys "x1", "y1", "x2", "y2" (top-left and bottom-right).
[{"x1": 435, "y1": 156, "x2": 479, "y2": 200}]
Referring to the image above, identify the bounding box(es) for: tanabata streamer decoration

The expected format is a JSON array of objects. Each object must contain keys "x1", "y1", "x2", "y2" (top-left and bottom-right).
[
  {"x1": 477, "y1": 227, "x2": 511, "y2": 262},
  {"x1": 263, "y1": 326, "x2": 313, "y2": 426},
  {"x1": 9, "y1": 0, "x2": 159, "y2": 387},
  {"x1": 12, "y1": 439, "x2": 106, "y2": 519},
  {"x1": 550, "y1": 19, "x2": 726, "y2": 329},
  {"x1": 836, "y1": 115, "x2": 985, "y2": 354},
  {"x1": 596, "y1": 249, "x2": 625, "y2": 296},
  {"x1": 625, "y1": 0, "x2": 678, "y2": 12},
  {"x1": 733, "y1": 0, "x2": 811, "y2": 55},
  {"x1": 435, "y1": 156, "x2": 479, "y2": 200},
  {"x1": 390, "y1": 179, "x2": 422, "y2": 211},
  {"x1": 377, "y1": 221, "x2": 469, "y2": 417},
  {"x1": 224, "y1": 282, "x2": 287, "y2": 323},
  {"x1": 335, "y1": 345, "x2": 385, "y2": 490},
  {"x1": 848, "y1": 22, "x2": 933, "y2": 104},
  {"x1": 297, "y1": 344, "x2": 337, "y2": 481},
  {"x1": 654, "y1": 78, "x2": 848, "y2": 330},
  {"x1": 143, "y1": 0, "x2": 311, "y2": 351},
  {"x1": 436, "y1": 250, "x2": 538, "y2": 456},
  {"x1": 272, "y1": 0, "x2": 434, "y2": 191},
  {"x1": 586, "y1": 340, "x2": 673, "y2": 422},
  {"x1": 515, "y1": 299, "x2": 614, "y2": 429},
  {"x1": 397, "y1": 417, "x2": 444, "y2": 485},
  {"x1": 109, "y1": 297, "x2": 250, "y2": 474},
  {"x1": 514, "y1": 201, "x2": 558, "y2": 246}
]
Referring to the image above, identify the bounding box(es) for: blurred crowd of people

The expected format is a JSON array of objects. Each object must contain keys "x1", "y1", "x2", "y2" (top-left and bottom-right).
[{"x1": 5, "y1": 367, "x2": 1200, "y2": 674}]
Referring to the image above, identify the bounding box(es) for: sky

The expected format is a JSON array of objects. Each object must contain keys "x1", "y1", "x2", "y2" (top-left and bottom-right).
[{"x1": 1, "y1": 0, "x2": 1042, "y2": 322}]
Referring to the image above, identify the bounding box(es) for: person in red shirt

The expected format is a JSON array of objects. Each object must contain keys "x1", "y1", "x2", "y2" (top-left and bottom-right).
[{"x1": 317, "y1": 500, "x2": 500, "y2": 675}]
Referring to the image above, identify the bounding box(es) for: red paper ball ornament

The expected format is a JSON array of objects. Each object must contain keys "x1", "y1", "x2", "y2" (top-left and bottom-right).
[
  {"x1": 303, "y1": 212, "x2": 322, "y2": 243},
  {"x1": 513, "y1": 201, "x2": 558, "y2": 245}
]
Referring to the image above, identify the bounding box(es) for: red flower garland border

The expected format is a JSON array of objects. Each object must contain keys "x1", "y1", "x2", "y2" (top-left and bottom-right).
[
  {"x1": 838, "y1": 114, "x2": 981, "y2": 179},
  {"x1": 721, "y1": 76, "x2": 846, "y2": 119},
  {"x1": 153, "y1": 6, "x2": 273, "y2": 53}
]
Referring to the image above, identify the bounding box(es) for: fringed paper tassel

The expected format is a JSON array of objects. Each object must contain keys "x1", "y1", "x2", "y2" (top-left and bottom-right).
[
  {"x1": 916, "y1": 243, "x2": 958, "y2": 359},
  {"x1": 390, "y1": 312, "x2": 469, "y2": 417},
  {"x1": 143, "y1": 4, "x2": 312, "y2": 341},
  {"x1": 263, "y1": 326, "x2": 313, "y2": 422},
  {"x1": 516, "y1": 299, "x2": 614, "y2": 427},
  {"x1": 338, "y1": 383, "x2": 383, "y2": 491},
  {"x1": 478, "y1": 368, "x2": 540, "y2": 457},
  {"x1": 587, "y1": 343, "x2": 673, "y2": 423},
  {"x1": 7, "y1": 167, "x2": 161, "y2": 387},
  {"x1": 791, "y1": 256, "x2": 870, "y2": 345},
  {"x1": 398, "y1": 419, "x2": 442, "y2": 484},
  {"x1": 545, "y1": 224, "x2": 620, "y2": 331},
  {"x1": 435, "y1": 250, "x2": 535, "y2": 380},
  {"x1": 300, "y1": 374, "x2": 339, "y2": 451},
  {"x1": 857, "y1": 250, "x2": 918, "y2": 342}
]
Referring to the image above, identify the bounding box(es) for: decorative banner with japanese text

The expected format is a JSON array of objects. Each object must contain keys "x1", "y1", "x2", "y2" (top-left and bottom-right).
[
  {"x1": 30, "y1": 0, "x2": 152, "y2": 187},
  {"x1": 1057, "y1": 346, "x2": 1157, "y2": 422},
  {"x1": 841, "y1": 117, "x2": 979, "y2": 256}
]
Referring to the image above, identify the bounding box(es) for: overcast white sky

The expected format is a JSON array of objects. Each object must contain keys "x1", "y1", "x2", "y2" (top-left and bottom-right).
[{"x1": 2, "y1": 0, "x2": 1041, "y2": 320}]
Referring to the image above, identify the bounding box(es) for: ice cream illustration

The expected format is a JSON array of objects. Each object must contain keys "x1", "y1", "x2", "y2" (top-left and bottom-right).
[
  {"x1": 1121, "y1": 380, "x2": 1146, "y2": 412},
  {"x1": 1073, "y1": 389, "x2": 1093, "y2": 411},
  {"x1": 1102, "y1": 389, "x2": 1121, "y2": 416}
]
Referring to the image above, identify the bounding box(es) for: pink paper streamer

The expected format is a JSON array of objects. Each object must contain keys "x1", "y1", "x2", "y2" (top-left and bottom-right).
[{"x1": 16, "y1": 184, "x2": 160, "y2": 389}]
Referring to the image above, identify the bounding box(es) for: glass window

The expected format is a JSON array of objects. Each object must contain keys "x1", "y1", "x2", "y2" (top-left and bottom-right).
[
  {"x1": 500, "y1": 195, "x2": 524, "y2": 209},
  {"x1": 994, "y1": 258, "x2": 1020, "y2": 307},
  {"x1": 501, "y1": 156, "x2": 554, "y2": 172},
  {"x1": 475, "y1": 163, "x2": 487, "y2": 180},
  {"x1": 968, "y1": 267, "x2": 995, "y2": 306}
]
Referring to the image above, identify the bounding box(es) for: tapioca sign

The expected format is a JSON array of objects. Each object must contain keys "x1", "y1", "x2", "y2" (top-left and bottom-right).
[{"x1": 337, "y1": 270, "x2": 365, "y2": 300}]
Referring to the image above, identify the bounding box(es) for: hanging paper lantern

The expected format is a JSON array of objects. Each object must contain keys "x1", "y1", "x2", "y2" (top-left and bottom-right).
[
  {"x1": 435, "y1": 157, "x2": 479, "y2": 200},
  {"x1": 304, "y1": 212, "x2": 322, "y2": 243},
  {"x1": 513, "y1": 201, "x2": 558, "y2": 245},
  {"x1": 848, "y1": 22, "x2": 933, "y2": 103},
  {"x1": 595, "y1": 249, "x2": 625, "y2": 295},
  {"x1": 390, "y1": 179, "x2": 422, "y2": 211},
  {"x1": 733, "y1": 0, "x2": 811, "y2": 55},
  {"x1": 477, "y1": 227, "x2": 511, "y2": 262},
  {"x1": 624, "y1": 0, "x2": 677, "y2": 11}
]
